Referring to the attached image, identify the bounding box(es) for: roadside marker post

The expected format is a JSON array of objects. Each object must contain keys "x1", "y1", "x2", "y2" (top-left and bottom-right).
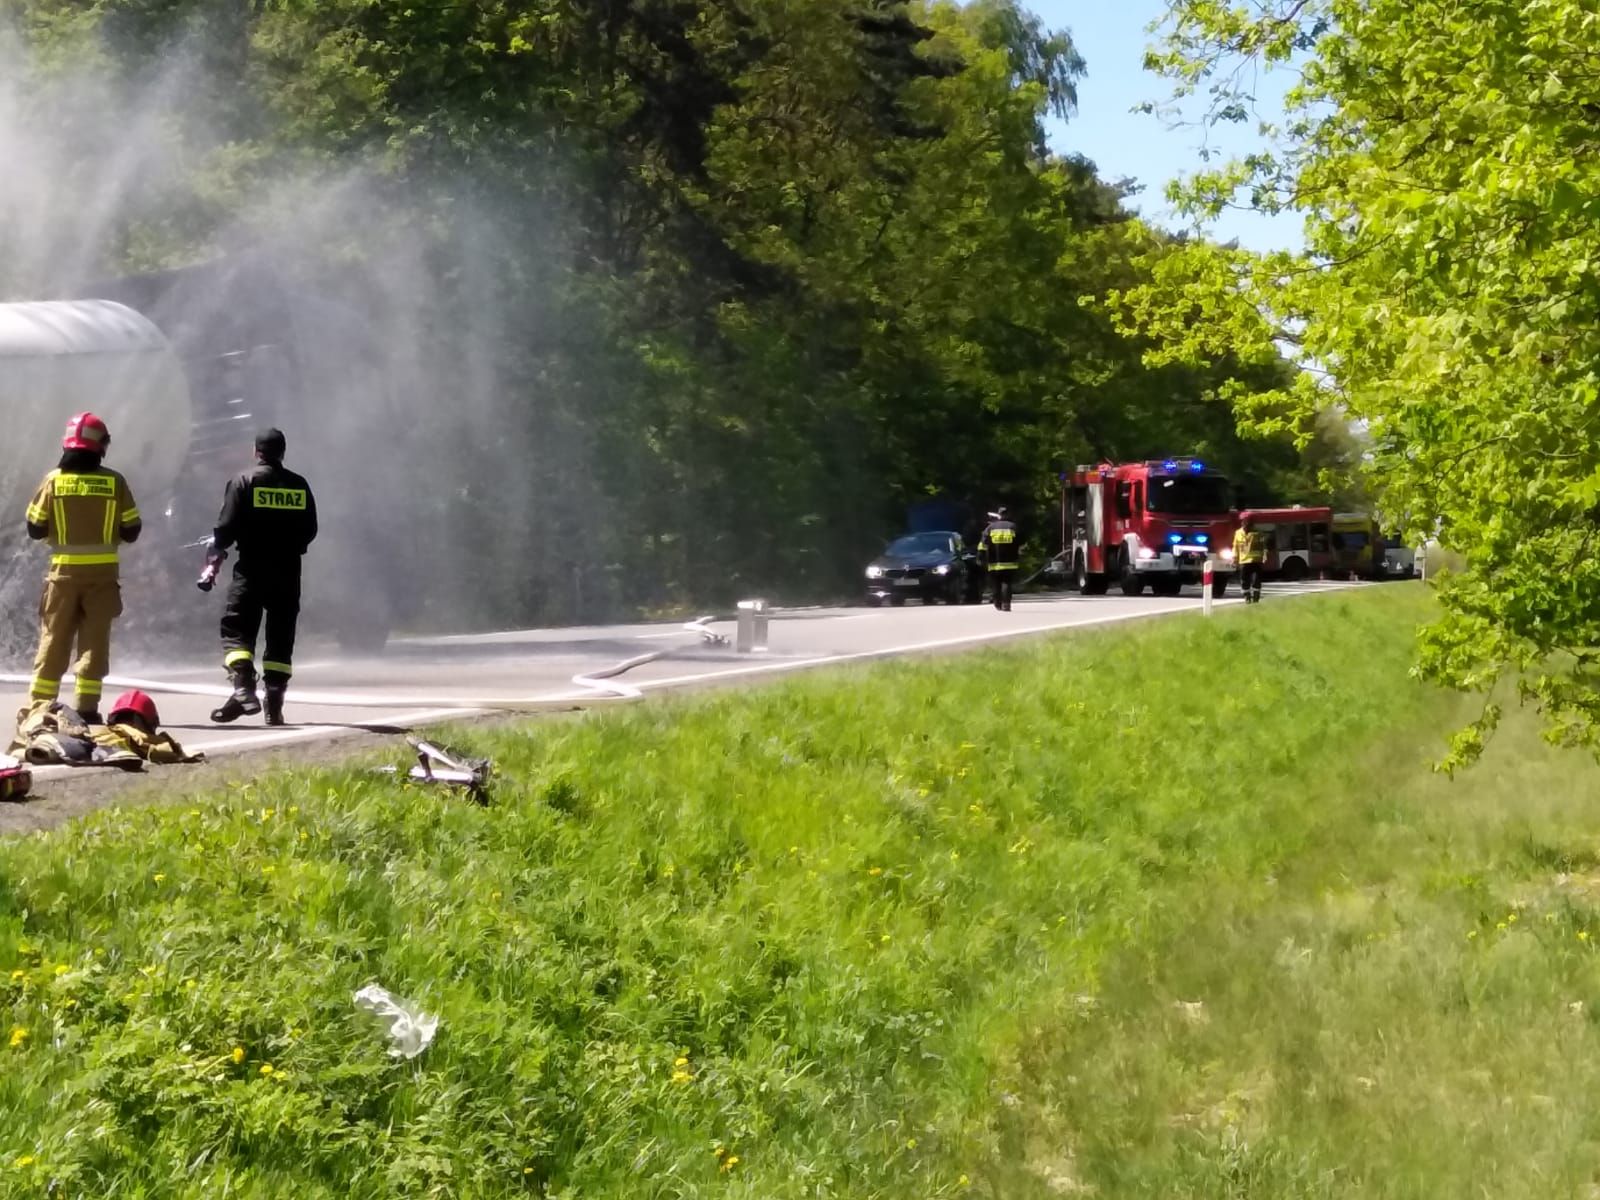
[{"x1": 1202, "y1": 558, "x2": 1215, "y2": 618}]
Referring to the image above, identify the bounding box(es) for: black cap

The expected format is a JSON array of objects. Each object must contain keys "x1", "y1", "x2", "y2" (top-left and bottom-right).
[{"x1": 255, "y1": 428, "x2": 286, "y2": 462}]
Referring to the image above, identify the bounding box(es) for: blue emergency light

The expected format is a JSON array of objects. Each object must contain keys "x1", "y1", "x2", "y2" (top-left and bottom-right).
[
  {"x1": 1167, "y1": 532, "x2": 1182, "y2": 544},
  {"x1": 1195, "y1": 533, "x2": 1209, "y2": 544},
  {"x1": 1162, "y1": 459, "x2": 1177, "y2": 471},
  {"x1": 1190, "y1": 459, "x2": 1205, "y2": 472}
]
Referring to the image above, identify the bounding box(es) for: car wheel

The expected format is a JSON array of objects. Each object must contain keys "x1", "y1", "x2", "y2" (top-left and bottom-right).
[{"x1": 1282, "y1": 557, "x2": 1309, "y2": 582}]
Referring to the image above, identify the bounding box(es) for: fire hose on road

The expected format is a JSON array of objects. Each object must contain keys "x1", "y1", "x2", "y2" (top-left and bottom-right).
[{"x1": 0, "y1": 617, "x2": 732, "y2": 712}]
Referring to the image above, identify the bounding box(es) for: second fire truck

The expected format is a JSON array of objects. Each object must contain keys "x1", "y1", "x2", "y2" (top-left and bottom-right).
[{"x1": 1061, "y1": 457, "x2": 1238, "y2": 597}]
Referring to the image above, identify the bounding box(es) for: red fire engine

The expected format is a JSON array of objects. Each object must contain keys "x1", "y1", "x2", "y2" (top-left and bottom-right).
[{"x1": 1061, "y1": 457, "x2": 1238, "y2": 596}]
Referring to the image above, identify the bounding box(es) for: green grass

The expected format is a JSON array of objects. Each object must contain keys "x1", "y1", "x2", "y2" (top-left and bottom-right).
[{"x1": 3, "y1": 585, "x2": 1597, "y2": 1198}]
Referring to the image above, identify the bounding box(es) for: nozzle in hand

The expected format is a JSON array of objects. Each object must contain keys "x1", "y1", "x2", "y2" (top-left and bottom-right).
[{"x1": 196, "y1": 541, "x2": 226, "y2": 592}]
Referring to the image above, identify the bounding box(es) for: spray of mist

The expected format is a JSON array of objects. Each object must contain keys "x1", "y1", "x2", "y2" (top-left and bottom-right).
[{"x1": 0, "y1": 23, "x2": 603, "y2": 669}]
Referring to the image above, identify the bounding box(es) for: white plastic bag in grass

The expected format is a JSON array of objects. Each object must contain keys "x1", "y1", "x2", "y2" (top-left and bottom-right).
[{"x1": 353, "y1": 984, "x2": 439, "y2": 1060}]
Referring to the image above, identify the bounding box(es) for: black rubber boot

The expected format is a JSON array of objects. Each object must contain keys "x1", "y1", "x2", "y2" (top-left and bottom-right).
[
  {"x1": 264, "y1": 685, "x2": 286, "y2": 727},
  {"x1": 211, "y1": 666, "x2": 261, "y2": 723}
]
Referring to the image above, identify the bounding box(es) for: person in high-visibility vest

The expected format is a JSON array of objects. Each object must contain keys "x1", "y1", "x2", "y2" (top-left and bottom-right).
[
  {"x1": 22, "y1": 413, "x2": 142, "y2": 722},
  {"x1": 1232, "y1": 516, "x2": 1268, "y2": 604},
  {"x1": 980, "y1": 507, "x2": 1020, "y2": 611}
]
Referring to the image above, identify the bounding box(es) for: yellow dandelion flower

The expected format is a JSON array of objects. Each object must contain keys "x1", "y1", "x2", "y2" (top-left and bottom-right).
[
  {"x1": 523, "y1": 1167, "x2": 533, "y2": 1175},
  {"x1": 152, "y1": 873, "x2": 166, "y2": 883},
  {"x1": 879, "y1": 934, "x2": 891, "y2": 944},
  {"x1": 8, "y1": 1027, "x2": 27, "y2": 1049},
  {"x1": 231, "y1": 1046, "x2": 245, "y2": 1064},
  {"x1": 906, "y1": 1138, "x2": 918, "y2": 1149},
  {"x1": 1495, "y1": 922, "x2": 1507, "y2": 931},
  {"x1": 8, "y1": 969, "x2": 23, "y2": 981},
  {"x1": 671, "y1": 1070, "x2": 692, "y2": 1085},
  {"x1": 1508, "y1": 913, "x2": 1518, "y2": 923},
  {"x1": 1466, "y1": 930, "x2": 1478, "y2": 940},
  {"x1": 1581, "y1": 931, "x2": 1591, "y2": 943},
  {"x1": 288, "y1": 806, "x2": 299, "y2": 815},
  {"x1": 868, "y1": 867, "x2": 883, "y2": 877},
  {"x1": 259, "y1": 1063, "x2": 275, "y2": 1076},
  {"x1": 14, "y1": 1155, "x2": 34, "y2": 1169},
  {"x1": 958, "y1": 1174, "x2": 970, "y2": 1187},
  {"x1": 720, "y1": 1155, "x2": 740, "y2": 1172},
  {"x1": 968, "y1": 803, "x2": 983, "y2": 815},
  {"x1": 916, "y1": 788, "x2": 930, "y2": 798},
  {"x1": 53, "y1": 964, "x2": 68, "y2": 976},
  {"x1": 674, "y1": 1056, "x2": 689, "y2": 1067},
  {"x1": 788, "y1": 846, "x2": 799, "y2": 855}
]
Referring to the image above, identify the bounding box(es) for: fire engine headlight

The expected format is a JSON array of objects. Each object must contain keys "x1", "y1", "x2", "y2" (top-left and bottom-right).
[
  {"x1": 1136, "y1": 547, "x2": 1158, "y2": 561},
  {"x1": 1220, "y1": 548, "x2": 1236, "y2": 563},
  {"x1": 933, "y1": 564, "x2": 951, "y2": 575},
  {"x1": 866, "y1": 565, "x2": 884, "y2": 578}
]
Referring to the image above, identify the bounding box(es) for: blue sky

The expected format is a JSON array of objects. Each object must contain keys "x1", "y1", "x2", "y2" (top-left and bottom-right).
[{"x1": 1025, "y1": 0, "x2": 1303, "y2": 252}]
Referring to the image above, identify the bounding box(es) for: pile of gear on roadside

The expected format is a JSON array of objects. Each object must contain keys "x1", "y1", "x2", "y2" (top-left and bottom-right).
[{"x1": 1, "y1": 690, "x2": 203, "y2": 800}]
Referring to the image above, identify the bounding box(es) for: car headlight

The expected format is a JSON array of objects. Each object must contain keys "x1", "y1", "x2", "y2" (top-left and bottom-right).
[
  {"x1": 1220, "y1": 548, "x2": 1236, "y2": 562},
  {"x1": 933, "y1": 564, "x2": 950, "y2": 575},
  {"x1": 1136, "y1": 547, "x2": 1157, "y2": 561},
  {"x1": 866, "y1": 565, "x2": 884, "y2": 579}
]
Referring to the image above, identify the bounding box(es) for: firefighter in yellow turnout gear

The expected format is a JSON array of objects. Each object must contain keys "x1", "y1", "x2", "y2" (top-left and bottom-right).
[
  {"x1": 22, "y1": 413, "x2": 141, "y2": 721},
  {"x1": 1232, "y1": 517, "x2": 1268, "y2": 604}
]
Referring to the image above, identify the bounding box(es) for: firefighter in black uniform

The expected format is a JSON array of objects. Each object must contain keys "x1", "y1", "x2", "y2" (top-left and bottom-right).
[
  {"x1": 209, "y1": 429, "x2": 318, "y2": 725},
  {"x1": 980, "y1": 507, "x2": 1020, "y2": 611}
]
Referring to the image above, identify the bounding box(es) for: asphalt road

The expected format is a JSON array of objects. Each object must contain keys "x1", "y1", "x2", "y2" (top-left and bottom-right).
[{"x1": 1, "y1": 579, "x2": 1369, "y2": 775}]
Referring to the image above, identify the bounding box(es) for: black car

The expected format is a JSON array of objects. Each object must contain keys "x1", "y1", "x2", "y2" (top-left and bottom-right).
[{"x1": 864, "y1": 531, "x2": 984, "y2": 606}]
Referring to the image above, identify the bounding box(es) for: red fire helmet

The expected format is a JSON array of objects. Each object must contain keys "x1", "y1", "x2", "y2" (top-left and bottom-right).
[
  {"x1": 62, "y1": 412, "x2": 111, "y2": 453},
  {"x1": 107, "y1": 689, "x2": 159, "y2": 730}
]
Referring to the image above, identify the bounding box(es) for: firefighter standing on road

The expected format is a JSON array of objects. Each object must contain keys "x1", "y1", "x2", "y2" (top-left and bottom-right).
[
  {"x1": 209, "y1": 428, "x2": 317, "y2": 726},
  {"x1": 1233, "y1": 516, "x2": 1267, "y2": 604},
  {"x1": 980, "y1": 507, "x2": 1020, "y2": 611},
  {"x1": 22, "y1": 413, "x2": 141, "y2": 722}
]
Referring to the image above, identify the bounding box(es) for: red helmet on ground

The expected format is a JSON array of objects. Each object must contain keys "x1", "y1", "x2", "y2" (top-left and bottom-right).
[
  {"x1": 62, "y1": 412, "x2": 110, "y2": 453},
  {"x1": 107, "y1": 689, "x2": 159, "y2": 730}
]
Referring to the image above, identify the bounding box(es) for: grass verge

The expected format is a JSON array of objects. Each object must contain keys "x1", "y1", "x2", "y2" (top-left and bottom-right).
[{"x1": 4, "y1": 585, "x2": 1594, "y2": 1198}]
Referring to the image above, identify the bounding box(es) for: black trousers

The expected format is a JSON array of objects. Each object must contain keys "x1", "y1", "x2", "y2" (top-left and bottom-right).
[
  {"x1": 990, "y1": 569, "x2": 1015, "y2": 610},
  {"x1": 1241, "y1": 562, "x2": 1263, "y2": 602},
  {"x1": 221, "y1": 559, "x2": 301, "y2": 685}
]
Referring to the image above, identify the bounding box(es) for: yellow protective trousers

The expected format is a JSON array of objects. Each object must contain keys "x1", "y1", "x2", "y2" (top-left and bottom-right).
[{"x1": 29, "y1": 570, "x2": 123, "y2": 711}]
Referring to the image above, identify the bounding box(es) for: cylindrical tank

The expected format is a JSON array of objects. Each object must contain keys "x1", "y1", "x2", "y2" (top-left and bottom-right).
[{"x1": 0, "y1": 299, "x2": 192, "y2": 520}]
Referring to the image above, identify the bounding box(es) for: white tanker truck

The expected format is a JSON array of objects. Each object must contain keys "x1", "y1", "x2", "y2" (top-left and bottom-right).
[
  {"x1": 0, "y1": 298, "x2": 193, "y2": 509},
  {"x1": 0, "y1": 260, "x2": 411, "y2": 662}
]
